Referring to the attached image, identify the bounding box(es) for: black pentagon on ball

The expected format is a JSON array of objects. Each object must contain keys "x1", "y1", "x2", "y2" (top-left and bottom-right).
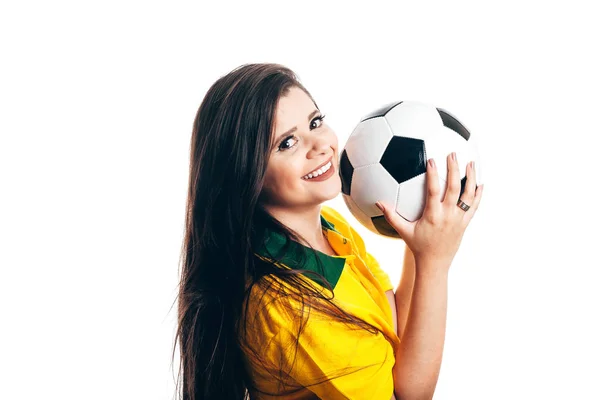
[
  {"x1": 371, "y1": 216, "x2": 401, "y2": 238},
  {"x1": 460, "y1": 176, "x2": 467, "y2": 195},
  {"x1": 339, "y1": 150, "x2": 354, "y2": 196},
  {"x1": 361, "y1": 101, "x2": 403, "y2": 122},
  {"x1": 437, "y1": 108, "x2": 471, "y2": 140},
  {"x1": 380, "y1": 136, "x2": 427, "y2": 184}
]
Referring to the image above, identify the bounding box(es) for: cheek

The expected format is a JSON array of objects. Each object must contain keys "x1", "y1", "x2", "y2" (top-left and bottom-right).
[
  {"x1": 274, "y1": 161, "x2": 308, "y2": 192},
  {"x1": 325, "y1": 129, "x2": 338, "y2": 149},
  {"x1": 262, "y1": 170, "x2": 278, "y2": 193},
  {"x1": 262, "y1": 161, "x2": 298, "y2": 191}
]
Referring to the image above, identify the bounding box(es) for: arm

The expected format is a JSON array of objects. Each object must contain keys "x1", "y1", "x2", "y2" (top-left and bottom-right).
[
  {"x1": 384, "y1": 244, "x2": 416, "y2": 342},
  {"x1": 379, "y1": 153, "x2": 483, "y2": 399},
  {"x1": 357, "y1": 236, "x2": 445, "y2": 399},
  {"x1": 392, "y1": 260, "x2": 449, "y2": 400},
  {"x1": 383, "y1": 247, "x2": 447, "y2": 400},
  {"x1": 395, "y1": 244, "x2": 416, "y2": 340}
]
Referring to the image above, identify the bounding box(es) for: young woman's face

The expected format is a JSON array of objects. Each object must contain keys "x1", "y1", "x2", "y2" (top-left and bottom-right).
[{"x1": 261, "y1": 86, "x2": 341, "y2": 210}]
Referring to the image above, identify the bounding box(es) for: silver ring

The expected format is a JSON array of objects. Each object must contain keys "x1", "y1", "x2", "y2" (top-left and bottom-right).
[{"x1": 457, "y1": 199, "x2": 470, "y2": 212}]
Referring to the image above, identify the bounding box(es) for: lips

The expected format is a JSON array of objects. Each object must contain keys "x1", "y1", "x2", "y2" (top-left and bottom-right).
[
  {"x1": 302, "y1": 160, "x2": 335, "y2": 182},
  {"x1": 303, "y1": 157, "x2": 333, "y2": 178}
]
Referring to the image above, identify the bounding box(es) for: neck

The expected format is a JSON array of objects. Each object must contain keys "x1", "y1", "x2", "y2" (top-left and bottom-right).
[{"x1": 264, "y1": 204, "x2": 328, "y2": 250}]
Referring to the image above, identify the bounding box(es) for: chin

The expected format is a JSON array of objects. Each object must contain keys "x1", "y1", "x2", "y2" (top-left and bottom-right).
[{"x1": 320, "y1": 176, "x2": 342, "y2": 201}]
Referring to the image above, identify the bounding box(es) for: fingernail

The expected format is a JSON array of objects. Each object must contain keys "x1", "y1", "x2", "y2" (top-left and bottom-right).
[
  {"x1": 452, "y1": 152, "x2": 457, "y2": 161},
  {"x1": 429, "y1": 158, "x2": 435, "y2": 168},
  {"x1": 375, "y1": 202, "x2": 384, "y2": 212}
]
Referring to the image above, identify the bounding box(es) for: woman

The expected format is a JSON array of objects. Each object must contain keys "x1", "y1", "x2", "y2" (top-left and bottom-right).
[{"x1": 173, "y1": 63, "x2": 483, "y2": 400}]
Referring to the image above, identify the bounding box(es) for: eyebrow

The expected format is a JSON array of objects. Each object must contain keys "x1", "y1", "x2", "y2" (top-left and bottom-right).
[{"x1": 271, "y1": 109, "x2": 321, "y2": 150}]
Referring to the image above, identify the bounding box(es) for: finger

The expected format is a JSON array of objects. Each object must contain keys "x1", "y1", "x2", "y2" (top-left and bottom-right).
[
  {"x1": 464, "y1": 184, "x2": 484, "y2": 222},
  {"x1": 375, "y1": 201, "x2": 414, "y2": 239},
  {"x1": 459, "y1": 161, "x2": 477, "y2": 205},
  {"x1": 424, "y1": 158, "x2": 442, "y2": 214},
  {"x1": 443, "y1": 152, "x2": 461, "y2": 206}
]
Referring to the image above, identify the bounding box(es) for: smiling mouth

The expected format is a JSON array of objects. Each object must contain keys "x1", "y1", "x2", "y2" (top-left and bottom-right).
[{"x1": 302, "y1": 158, "x2": 334, "y2": 180}]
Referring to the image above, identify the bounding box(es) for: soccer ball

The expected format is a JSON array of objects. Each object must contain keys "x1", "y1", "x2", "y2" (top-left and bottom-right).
[{"x1": 339, "y1": 100, "x2": 483, "y2": 239}]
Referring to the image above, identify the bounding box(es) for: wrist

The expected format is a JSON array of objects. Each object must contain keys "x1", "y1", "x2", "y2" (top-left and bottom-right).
[{"x1": 414, "y1": 256, "x2": 452, "y2": 276}]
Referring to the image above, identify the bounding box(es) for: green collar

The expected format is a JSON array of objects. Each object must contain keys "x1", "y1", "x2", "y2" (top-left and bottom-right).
[
  {"x1": 256, "y1": 215, "x2": 346, "y2": 289},
  {"x1": 320, "y1": 214, "x2": 336, "y2": 232}
]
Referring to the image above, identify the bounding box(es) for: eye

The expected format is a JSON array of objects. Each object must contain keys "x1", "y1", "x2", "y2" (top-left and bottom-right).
[
  {"x1": 278, "y1": 135, "x2": 298, "y2": 151},
  {"x1": 310, "y1": 114, "x2": 326, "y2": 130}
]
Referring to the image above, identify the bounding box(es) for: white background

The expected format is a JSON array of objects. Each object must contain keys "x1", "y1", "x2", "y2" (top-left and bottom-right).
[{"x1": 1, "y1": 1, "x2": 599, "y2": 399}]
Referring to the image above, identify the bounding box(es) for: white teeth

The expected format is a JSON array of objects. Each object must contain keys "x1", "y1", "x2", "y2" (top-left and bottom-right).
[{"x1": 303, "y1": 161, "x2": 332, "y2": 180}]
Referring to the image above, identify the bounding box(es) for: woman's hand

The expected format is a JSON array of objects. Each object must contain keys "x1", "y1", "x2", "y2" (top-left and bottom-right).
[{"x1": 376, "y1": 152, "x2": 483, "y2": 269}]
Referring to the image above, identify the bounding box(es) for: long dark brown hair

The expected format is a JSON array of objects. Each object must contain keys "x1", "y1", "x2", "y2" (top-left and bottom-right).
[{"x1": 172, "y1": 63, "x2": 393, "y2": 400}]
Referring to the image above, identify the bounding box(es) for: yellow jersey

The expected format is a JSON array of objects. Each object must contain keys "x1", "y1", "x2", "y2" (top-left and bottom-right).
[{"x1": 242, "y1": 206, "x2": 399, "y2": 399}]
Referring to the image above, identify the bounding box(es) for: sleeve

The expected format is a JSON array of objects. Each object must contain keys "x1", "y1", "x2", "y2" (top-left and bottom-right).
[
  {"x1": 363, "y1": 251, "x2": 395, "y2": 292},
  {"x1": 245, "y1": 291, "x2": 396, "y2": 400}
]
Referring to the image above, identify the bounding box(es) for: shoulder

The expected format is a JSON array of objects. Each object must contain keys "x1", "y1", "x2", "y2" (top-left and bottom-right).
[{"x1": 243, "y1": 275, "x2": 305, "y2": 335}]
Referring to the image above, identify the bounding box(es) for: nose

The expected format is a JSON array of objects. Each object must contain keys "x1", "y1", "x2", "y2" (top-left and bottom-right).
[{"x1": 306, "y1": 133, "x2": 330, "y2": 159}]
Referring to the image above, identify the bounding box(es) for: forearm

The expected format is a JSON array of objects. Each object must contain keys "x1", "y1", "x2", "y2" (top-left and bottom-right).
[
  {"x1": 395, "y1": 244, "x2": 416, "y2": 341},
  {"x1": 393, "y1": 262, "x2": 449, "y2": 400}
]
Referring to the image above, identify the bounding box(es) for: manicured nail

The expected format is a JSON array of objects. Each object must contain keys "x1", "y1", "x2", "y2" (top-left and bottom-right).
[
  {"x1": 375, "y1": 201, "x2": 384, "y2": 211},
  {"x1": 452, "y1": 152, "x2": 457, "y2": 161}
]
